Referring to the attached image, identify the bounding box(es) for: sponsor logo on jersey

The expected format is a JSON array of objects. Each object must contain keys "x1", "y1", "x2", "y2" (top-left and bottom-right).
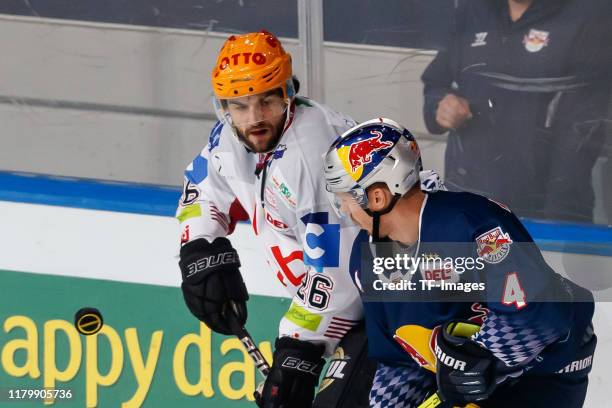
[
  {"x1": 181, "y1": 225, "x2": 190, "y2": 244},
  {"x1": 264, "y1": 186, "x2": 279, "y2": 210},
  {"x1": 300, "y1": 212, "x2": 340, "y2": 269},
  {"x1": 272, "y1": 143, "x2": 287, "y2": 159},
  {"x1": 318, "y1": 347, "x2": 350, "y2": 392},
  {"x1": 471, "y1": 32, "x2": 488, "y2": 47},
  {"x1": 523, "y1": 29, "x2": 549, "y2": 53},
  {"x1": 557, "y1": 355, "x2": 593, "y2": 374},
  {"x1": 476, "y1": 227, "x2": 513, "y2": 264},
  {"x1": 265, "y1": 209, "x2": 289, "y2": 231},
  {"x1": 270, "y1": 168, "x2": 297, "y2": 209}
]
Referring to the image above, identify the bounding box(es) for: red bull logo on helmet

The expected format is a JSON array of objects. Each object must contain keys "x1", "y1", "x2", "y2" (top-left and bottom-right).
[{"x1": 337, "y1": 130, "x2": 394, "y2": 181}]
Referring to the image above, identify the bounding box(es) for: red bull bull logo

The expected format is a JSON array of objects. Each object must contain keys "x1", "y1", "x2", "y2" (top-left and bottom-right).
[
  {"x1": 337, "y1": 130, "x2": 394, "y2": 181},
  {"x1": 348, "y1": 131, "x2": 393, "y2": 172},
  {"x1": 476, "y1": 226, "x2": 513, "y2": 264}
]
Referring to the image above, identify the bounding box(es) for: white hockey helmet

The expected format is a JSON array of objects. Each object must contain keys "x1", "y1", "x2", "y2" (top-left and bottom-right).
[{"x1": 324, "y1": 117, "x2": 423, "y2": 214}]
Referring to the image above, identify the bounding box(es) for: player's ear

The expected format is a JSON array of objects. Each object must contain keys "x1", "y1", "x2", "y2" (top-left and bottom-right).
[{"x1": 368, "y1": 186, "x2": 389, "y2": 212}]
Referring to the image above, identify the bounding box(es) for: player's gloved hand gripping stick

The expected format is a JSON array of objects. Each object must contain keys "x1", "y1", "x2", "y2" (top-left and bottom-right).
[
  {"x1": 179, "y1": 237, "x2": 249, "y2": 335},
  {"x1": 394, "y1": 321, "x2": 487, "y2": 408},
  {"x1": 227, "y1": 302, "x2": 325, "y2": 408}
]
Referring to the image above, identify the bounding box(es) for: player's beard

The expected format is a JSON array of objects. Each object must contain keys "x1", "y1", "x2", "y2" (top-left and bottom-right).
[{"x1": 234, "y1": 114, "x2": 286, "y2": 153}]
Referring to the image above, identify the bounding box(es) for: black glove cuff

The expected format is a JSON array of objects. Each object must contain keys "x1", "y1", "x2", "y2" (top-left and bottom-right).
[{"x1": 179, "y1": 237, "x2": 241, "y2": 281}]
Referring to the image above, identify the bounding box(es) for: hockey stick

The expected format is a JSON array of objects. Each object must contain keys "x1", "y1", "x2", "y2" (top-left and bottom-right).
[
  {"x1": 228, "y1": 301, "x2": 271, "y2": 378},
  {"x1": 226, "y1": 301, "x2": 274, "y2": 404},
  {"x1": 232, "y1": 322, "x2": 271, "y2": 378},
  {"x1": 227, "y1": 302, "x2": 269, "y2": 403},
  {"x1": 227, "y1": 303, "x2": 373, "y2": 407},
  {"x1": 418, "y1": 392, "x2": 455, "y2": 408}
]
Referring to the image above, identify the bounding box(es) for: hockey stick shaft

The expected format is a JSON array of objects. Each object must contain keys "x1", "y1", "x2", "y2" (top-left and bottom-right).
[
  {"x1": 233, "y1": 324, "x2": 271, "y2": 377},
  {"x1": 228, "y1": 301, "x2": 271, "y2": 378},
  {"x1": 418, "y1": 392, "x2": 479, "y2": 408}
]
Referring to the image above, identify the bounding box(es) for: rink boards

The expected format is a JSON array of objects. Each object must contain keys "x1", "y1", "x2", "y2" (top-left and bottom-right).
[{"x1": 0, "y1": 195, "x2": 610, "y2": 407}]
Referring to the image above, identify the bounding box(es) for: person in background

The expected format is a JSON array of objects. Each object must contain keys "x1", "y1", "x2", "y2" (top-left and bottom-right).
[{"x1": 422, "y1": 0, "x2": 612, "y2": 223}]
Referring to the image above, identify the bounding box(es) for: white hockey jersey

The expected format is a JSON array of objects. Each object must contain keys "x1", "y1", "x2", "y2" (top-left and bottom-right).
[{"x1": 176, "y1": 97, "x2": 363, "y2": 355}]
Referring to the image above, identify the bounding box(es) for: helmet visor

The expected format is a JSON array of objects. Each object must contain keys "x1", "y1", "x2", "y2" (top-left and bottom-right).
[
  {"x1": 214, "y1": 89, "x2": 289, "y2": 128},
  {"x1": 326, "y1": 187, "x2": 369, "y2": 218}
]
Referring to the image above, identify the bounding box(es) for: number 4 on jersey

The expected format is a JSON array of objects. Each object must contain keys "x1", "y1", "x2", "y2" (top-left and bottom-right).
[{"x1": 502, "y1": 272, "x2": 527, "y2": 309}]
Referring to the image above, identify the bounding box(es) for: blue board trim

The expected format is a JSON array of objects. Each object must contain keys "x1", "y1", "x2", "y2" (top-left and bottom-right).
[
  {"x1": 0, "y1": 171, "x2": 610, "y2": 255},
  {"x1": 0, "y1": 171, "x2": 181, "y2": 217}
]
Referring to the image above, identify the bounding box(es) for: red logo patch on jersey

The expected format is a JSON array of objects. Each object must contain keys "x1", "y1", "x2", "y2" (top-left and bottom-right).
[
  {"x1": 265, "y1": 209, "x2": 289, "y2": 231},
  {"x1": 523, "y1": 29, "x2": 549, "y2": 53},
  {"x1": 181, "y1": 225, "x2": 190, "y2": 244},
  {"x1": 419, "y1": 253, "x2": 458, "y2": 283},
  {"x1": 476, "y1": 227, "x2": 512, "y2": 264}
]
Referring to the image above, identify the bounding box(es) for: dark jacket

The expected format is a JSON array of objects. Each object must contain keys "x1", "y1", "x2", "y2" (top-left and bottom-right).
[{"x1": 422, "y1": 0, "x2": 612, "y2": 222}]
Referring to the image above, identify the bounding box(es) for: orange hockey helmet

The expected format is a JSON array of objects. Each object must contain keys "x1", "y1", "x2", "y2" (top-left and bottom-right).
[{"x1": 211, "y1": 30, "x2": 294, "y2": 100}]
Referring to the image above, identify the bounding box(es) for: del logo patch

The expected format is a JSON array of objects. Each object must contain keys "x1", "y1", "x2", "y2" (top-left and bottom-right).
[
  {"x1": 419, "y1": 253, "x2": 458, "y2": 283},
  {"x1": 476, "y1": 227, "x2": 512, "y2": 264}
]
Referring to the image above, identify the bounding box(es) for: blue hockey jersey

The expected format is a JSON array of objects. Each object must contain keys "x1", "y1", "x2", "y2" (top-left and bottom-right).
[{"x1": 352, "y1": 190, "x2": 595, "y2": 377}]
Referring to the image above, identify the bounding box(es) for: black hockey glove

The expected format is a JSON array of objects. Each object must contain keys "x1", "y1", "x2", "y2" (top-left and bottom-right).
[
  {"x1": 255, "y1": 337, "x2": 325, "y2": 408},
  {"x1": 435, "y1": 320, "x2": 497, "y2": 405},
  {"x1": 179, "y1": 237, "x2": 248, "y2": 335}
]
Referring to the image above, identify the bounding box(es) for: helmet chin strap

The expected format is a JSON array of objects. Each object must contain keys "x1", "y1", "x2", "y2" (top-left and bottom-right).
[{"x1": 368, "y1": 194, "x2": 400, "y2": 242}]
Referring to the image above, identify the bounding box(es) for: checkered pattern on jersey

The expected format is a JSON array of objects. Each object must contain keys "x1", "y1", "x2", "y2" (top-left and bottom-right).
[
  {"x1": 369, "y1": 363, "x2": 435, "y2": 408},
  {"x1": 472, "y1": 312, "x2": 561, "y2": 367}
]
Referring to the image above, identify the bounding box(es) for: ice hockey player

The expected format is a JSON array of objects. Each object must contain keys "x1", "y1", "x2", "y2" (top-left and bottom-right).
[
  {"x1": 323, "y1": 117, "x2": 596, "y2": 407},
  {"x1": 176, "y1": 30, "x2": 375, "y2": 407}
]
